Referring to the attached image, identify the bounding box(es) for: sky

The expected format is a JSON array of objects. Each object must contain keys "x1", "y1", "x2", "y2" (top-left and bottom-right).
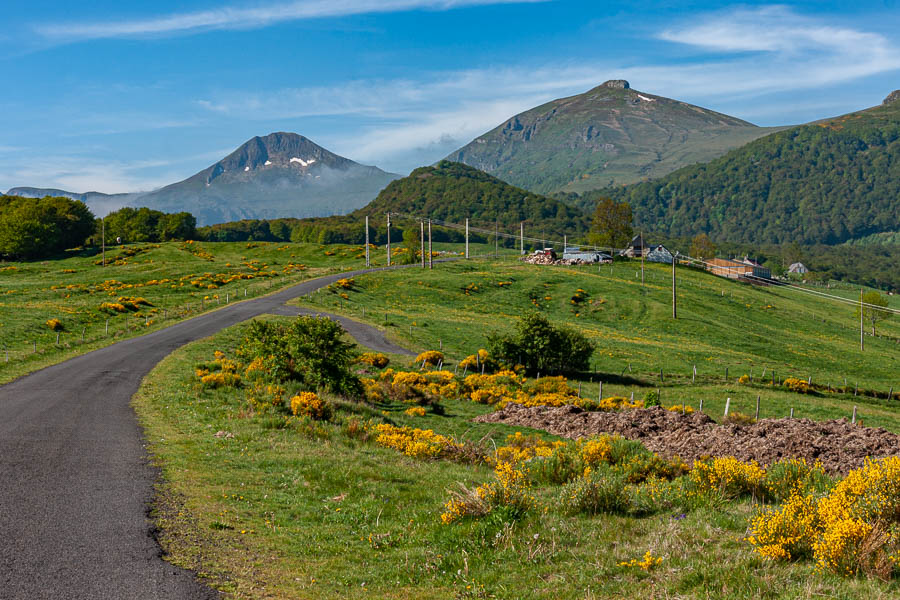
[{"x1": 1, "y1": 0, "x2": 898, "y2": 194}]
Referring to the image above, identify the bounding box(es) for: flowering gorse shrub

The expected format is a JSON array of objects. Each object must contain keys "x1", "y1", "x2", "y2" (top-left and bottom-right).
[
  {"x1": 404, "y1": 406, "x2": 426, "y2": 417},
  {"x1": 358, "y1": 352, "x2": 390, "y2": 368},
  {"x1": 689, "y1": 457, "x2": 765, "y2": 499},
  {"x1": 440, "y1": 461, "x2": 533, "y2": 524},
  {"x1": 414, "y1": 350, "x2": 443, "y2": 367},
  {"x1": 783, "y1": 377, "x2": 811, "y2": 394},
  {"x1": 290, "y1": 392, "x2": 332, "y2": 420},
  {"x1": 748, "y1": 457, "x2": 900, "y2": 578},
  {"x1": 372, "y1": 423, "x2": 460, "y2": 459},
  {"x1": 246, "y1": 383, "x2": 285, "y2": 412},
  {"x1": 46, "y1": 318, "x2": 63, "y2": 331}
]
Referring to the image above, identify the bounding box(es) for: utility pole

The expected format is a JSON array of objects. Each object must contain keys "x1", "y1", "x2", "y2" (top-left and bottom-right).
[
  {"x1": 860, "y1": 288, "x2": 865, "y2": 351},
  {"x1": 520, "y1": 221, "x2": 524, "y2": 254},
  {"x1": 386, "y1": 213, "x2": 391, "y2": 267},
  {"x1": 494, "y1": 220, "x2": 498, "y2": 258},
  {"x1": 640, "y1": 230, "x2": 644, "y2": 285},
  {"x1": 465, "y1": 218, "x2": 469, "y2": 259},
  {"x1": 101, "y1": 216, "x2": 106, "y2": 267},
  {"x1": 564, "y1": 234, "x2": 567, "y2": 252},
  {"x1": 364, "y1": 215, "x2": 370, "y2": 266},
  {"x1": 428, "y1": 220, "x2": 433, "y2": 269},
  {"x1": 672, "y1": 252, "x2": 678, "y2": 319},
  {"x1": 420, "y1": 220, "x2": 425, "y2": 268}
]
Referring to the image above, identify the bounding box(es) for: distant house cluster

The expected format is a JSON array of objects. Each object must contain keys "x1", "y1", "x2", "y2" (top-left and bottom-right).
[
  {"x1": 620, "y1": 234, "x2": 674, "y2": 264},
  {"x1": 562, "y1": 247, "x2": 613, "y2": 263}
]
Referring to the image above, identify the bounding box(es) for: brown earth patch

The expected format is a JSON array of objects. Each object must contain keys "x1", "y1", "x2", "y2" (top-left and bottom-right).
[{"x1": 475, "y1": 404, "x2": 900, "y2": 475}]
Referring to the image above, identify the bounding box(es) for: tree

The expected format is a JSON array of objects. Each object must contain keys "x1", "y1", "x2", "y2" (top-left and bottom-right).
[
  {"x1": 856, "y1": 291, "x2": 892, "y2": 336},
  {"x1": 689, "y1": 233, "x2": 717, "y2": 261},
  {"x1": 587, "y1": 198, "x2": 633, "y2": 250},
  {"x1": 402, "y1": 224, "x2": 421, "y2": 265},
  {"x1": 487, "y1": 313, "x2": 594, "y2": 375},
  {"x1": 0, "y1": 195, "x2": 95, "y2": 260}
]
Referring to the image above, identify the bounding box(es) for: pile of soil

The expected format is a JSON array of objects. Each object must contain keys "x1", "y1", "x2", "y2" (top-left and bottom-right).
[{"x1": 475, "y1": 404, "x2": 900, "y2": 474}]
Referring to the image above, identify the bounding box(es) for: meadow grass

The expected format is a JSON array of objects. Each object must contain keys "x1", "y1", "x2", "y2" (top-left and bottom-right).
[
  {"x1": 0, "y1": 240, "x2": 488, "y2": 384},
  {"x1": 293, "y1": 257, "x2": 900, "y2": 430},
  {"x1": 134, "y1": 318, "x2": 900, "y2": 599}
]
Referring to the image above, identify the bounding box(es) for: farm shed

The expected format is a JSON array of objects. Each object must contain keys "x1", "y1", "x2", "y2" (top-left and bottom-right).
[
  {"x1": 646, "y1": 244, "x2": 674, "y2": 264},
  {"x1": 788, "y1": 262, "x2": 809, "y2": 274}
]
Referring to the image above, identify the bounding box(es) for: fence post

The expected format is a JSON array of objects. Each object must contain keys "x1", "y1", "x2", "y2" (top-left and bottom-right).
[
  {"x1": 852, "y1": 406, "x2": 857, "y2": 424},
  {"x1": 56, "y1": 332, "x2": 60, "y2": 345},
  {"x1": 698, "y1": 399, "x2": 703, "y2": 413},
  {"x1": 755, "y1": 395, "x2": 760, "y2": 420},
  {"x1": 724, "y1": 397, "x2": 730, "y2": 417}
]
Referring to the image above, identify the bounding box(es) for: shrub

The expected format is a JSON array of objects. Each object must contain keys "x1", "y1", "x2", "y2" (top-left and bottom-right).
[
  {"x1": 690, "y1": 457, "x2": 765, "y2": 499},
  {"x1": 442, "y1": 462, "x2": 533, "y2": 524},
  {"x1": 405, "y1": 406, "x2": 426, "y2": 417},
  {"x1": 487, "y1": 313, "x2": 593, "y2": 375},
  {"x1": 561, "y1": 469, "x2": 630, "y2": 516},
  {"x1": 358, "y1": 352, "x2": 390, "y2": 368},
  {"x1": 246, "y1": 383, "x2": 285, "y2": 412},
  {"x1": 200, "y1": 372, "x2": 242, "y2": 388},
  {"x1": 723, "y1": 411, "x2": 756, "y2": 426},
  {"x1": 290, "y1": 392, "x2": 332, "y2": 420},
  {"x1": 783, "y1": 377, "x2": 811, "y2": 394},
  {"x1": 764, "y1": 458, "x2": 832, "y2": 502},
  {"x1": 237, "y1": 316, "x2": 362, "y2": 396},
  {"x1": 373, "y1": 423, "x2": 459, "y2": 459},
  {"x1": 643, "y1": 390, "x2": 660, "y2": 407},
  {"x1": 530, "y1": 442, "x2": 587, "y2": 485},
  {"x1": 46, "y1": 318, "x2": 63, "y2": 331},
  {"x1": 414, "y1": 350, "x2": 443, "y2": 367}
]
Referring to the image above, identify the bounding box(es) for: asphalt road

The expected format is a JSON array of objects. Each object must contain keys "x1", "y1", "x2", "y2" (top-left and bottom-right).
[{"x1": 0, "y1": 266, "x2": 411, "y2": 599}]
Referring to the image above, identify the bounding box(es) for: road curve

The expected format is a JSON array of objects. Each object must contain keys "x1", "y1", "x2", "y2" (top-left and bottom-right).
[{"x1": 0, "y1": 266, "x2": 411, "y2": 599}]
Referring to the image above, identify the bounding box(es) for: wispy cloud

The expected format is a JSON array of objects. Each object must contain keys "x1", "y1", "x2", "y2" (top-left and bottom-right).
[{"x1": 36, "y1": 0, "x2": 547, "y2": 41}]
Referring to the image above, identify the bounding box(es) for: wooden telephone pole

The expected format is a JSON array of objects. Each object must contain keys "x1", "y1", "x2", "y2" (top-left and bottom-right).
[
  {"x1": 386, "y1": 214, "x2": 391, "y2": 266},
  {"x1": 465, "y1": 218, "x2": 469, "y2": 258},
  {"x1": 860, "y1": 288, "x2": 865, "y2": 351},
  {"x1": 364, "y1": 215, "x2": 370, "y2": 266},
  {"x1": 428, "y1": 220, "x2": 433, "y2": 269},
  {"x1": 672, "y1": 252, "x2": 678, "y2": 319},
  {"x1": 420, "y1": 220, "x2": 425, "y2": 268}
]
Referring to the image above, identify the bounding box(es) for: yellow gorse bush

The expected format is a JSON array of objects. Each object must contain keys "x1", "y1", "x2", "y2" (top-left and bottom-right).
[
  {"x1": 358, "y1": 352, "x2": 390, "y2": 368},
  {"x1": 290, "y1": 392, "x2": 331, "y2": 420},
  {"x1": 748, "y1": 457, "x2": 900, "y2": 577},
  {"x1": 414, "y1": 350, "x2": 444, "y2": 366},
  {"x1": 404, "y1": 406, "x2": 426, "y2": 417},
  {"x1": 45, "y1": 318, "x2": 63, "y2": 331},
  {"x1": 372, "y1": 423, "x2": 460, "y2": 459},
  {"x1": 783, "y1": 377, "x2": 811, "y2": 394},
  {"x1": 690, "y1": 457, "x2": 765, "y2": 498}
]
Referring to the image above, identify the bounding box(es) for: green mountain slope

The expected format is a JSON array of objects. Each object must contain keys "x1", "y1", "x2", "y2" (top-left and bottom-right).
[
  {"x1": 446, "y1": 80, "x2": 782, "y2": 194},
  {"x1": 599, "y1": 91, "x2": 900, "y2": 246},
  {"x1": 355, "y1": 160, "x2": 589, "y2": 233}
]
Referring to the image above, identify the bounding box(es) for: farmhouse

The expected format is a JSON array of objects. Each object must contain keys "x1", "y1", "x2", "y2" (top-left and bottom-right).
[
  {"x1": 646, "y1": 244, "x2": 674, "y2": 264},
  {"x1": 707, "y1": 257, "x2": 772, "y2": 280},
  {"x1": 562, "y1": 247, "x2": 612, "y2": 263},
  {"x1": 788, "y1": 262, "x2": 809, "y2": 274},
  {"x1": 621, "y1": 234, "x2": 647, "y2": 258}
]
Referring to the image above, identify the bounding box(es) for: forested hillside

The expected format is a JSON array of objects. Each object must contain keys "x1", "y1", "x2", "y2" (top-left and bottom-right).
[{"x1": 592, "y1": 92, "x2": 900, "y2": 245}]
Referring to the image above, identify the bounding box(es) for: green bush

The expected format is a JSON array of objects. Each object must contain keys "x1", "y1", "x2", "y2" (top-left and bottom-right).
[
  {"x1": 642, "y1": 390, "x2": 660, "y2": 407},
  {"x1": 487, "y1": 313, "x2": 593, "y2": 375},
  {"x1": 237, "y1": 316, "x2": 362, "y2": 396},
  {"x1": 560, "y1": 469, "x2": 630, "y2": 515},
  {"x1": 530, "y1": 443, "x2": 586, "y2": 485}
]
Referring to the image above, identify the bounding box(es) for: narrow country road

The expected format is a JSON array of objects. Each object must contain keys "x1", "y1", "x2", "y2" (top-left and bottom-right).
[{"x1": 0, "y1": 266, "x2": 412, "y2": 599}]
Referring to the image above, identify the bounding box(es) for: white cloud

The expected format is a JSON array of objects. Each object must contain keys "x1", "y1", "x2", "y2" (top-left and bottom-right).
[{"x1": 36, "y1": 0, "x2": 547, "y2": 40}]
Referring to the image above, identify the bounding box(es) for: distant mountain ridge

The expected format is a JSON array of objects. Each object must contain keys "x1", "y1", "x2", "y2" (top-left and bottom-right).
[
  {"x1": 446, "y1": 80, "x2": 784, "y2": 194},
  {"x1": 8, "y1": 133, "x2": 400, "y2": 226}
]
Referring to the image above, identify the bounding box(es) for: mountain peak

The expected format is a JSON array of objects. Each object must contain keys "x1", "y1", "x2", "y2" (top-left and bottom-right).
[
  {"x1": 884, "y1": 90, "x2": 900, "y2": 105},
  {"x1": 601, "y1": 79, "x2": 630, "y2": 89}
]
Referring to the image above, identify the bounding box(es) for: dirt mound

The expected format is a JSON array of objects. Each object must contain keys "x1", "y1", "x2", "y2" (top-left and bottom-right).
[{"x1": 476, "y1": 404, "x2": 900, "y2": 474}]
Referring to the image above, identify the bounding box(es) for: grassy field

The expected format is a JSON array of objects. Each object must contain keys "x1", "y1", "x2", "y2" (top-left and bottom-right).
[
  {"x1": 0, "y1": 240, "x2": 503, "y2": 384},
  {"x1": 134, "y1": 318, "x2": 900, "y2": 599},
  {"x1": 293, "y1": 257, "x2": 900, "y2": 430}
]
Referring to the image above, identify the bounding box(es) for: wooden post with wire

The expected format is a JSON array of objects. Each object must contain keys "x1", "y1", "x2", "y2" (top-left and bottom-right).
[
  {"x1": 386, "y1": 213, "x2": 391, "y2": 267},
  {"x1": 465, "y1": 218, "x2": 469, "y2": 259},
  {"x1": 860, "y1": 288, "x2": 865, "y2": 351},
  {"x1": 364, "y1": 215, "x2": 370, "y2": 267},
  {"x1": 672, "y1": 251, "x2": 678, "y2": 319}
]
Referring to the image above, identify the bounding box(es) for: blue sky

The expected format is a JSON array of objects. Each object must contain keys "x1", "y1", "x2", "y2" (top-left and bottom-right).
[{"x1": 1, "y1": 0, "x2": 898, "y2": 194}]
